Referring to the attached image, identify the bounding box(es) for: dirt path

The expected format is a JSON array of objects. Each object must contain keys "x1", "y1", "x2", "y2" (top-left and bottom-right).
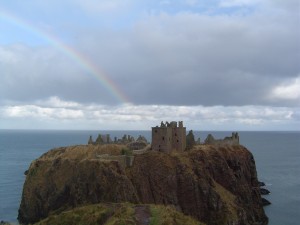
[{"x1": 134, "y1": 205, "x2": 151, "y2": 225}]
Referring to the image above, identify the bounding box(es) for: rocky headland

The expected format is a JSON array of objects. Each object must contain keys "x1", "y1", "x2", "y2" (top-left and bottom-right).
[{"x1": 18, "y1": 144, "x2": 268, "y2": 225}]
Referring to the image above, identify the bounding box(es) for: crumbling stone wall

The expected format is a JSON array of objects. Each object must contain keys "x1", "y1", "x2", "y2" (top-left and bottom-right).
[
  {"x1": 96, "y1": 154, "x2": 134, "y2": 168},
  {"x1": 204, "y1": 132, "x2": 240, "y2": 145},
  {"x1": 151, "y1": 121, "x2": 186, "y2": 153},
  {"x1": 126, "y1": 141, "x2": 148, "y2": 150},
  {"x1": 88, "y1": 134, "x2": 147, "y2": 146}
]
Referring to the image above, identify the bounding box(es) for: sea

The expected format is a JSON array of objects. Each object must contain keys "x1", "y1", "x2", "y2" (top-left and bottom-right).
[{"x1": 0, "y1": 130, "x2": 299, "y2": 225}]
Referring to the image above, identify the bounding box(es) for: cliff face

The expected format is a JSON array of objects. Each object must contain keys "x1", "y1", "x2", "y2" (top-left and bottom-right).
[
  {"x1": 18, "y1": 144, "x2": 268, "y2": 225},
  {"x1": 128, "y1": 145, "x2": 266, "y2": 224}
]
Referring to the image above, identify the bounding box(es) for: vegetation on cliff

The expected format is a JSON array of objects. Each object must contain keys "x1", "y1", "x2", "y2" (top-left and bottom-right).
[
  {"x1": 18, "y1": 144, "x2": 268, "y2": 225},
  {"x1": 34, "y1": 203, "x2": 203, "y2": 225}
]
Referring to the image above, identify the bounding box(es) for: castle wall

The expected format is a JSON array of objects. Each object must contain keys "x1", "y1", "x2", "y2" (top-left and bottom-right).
[
  {"x1": 171, "y1": 126, "x2": 186, "y2": 152},
  {"x1": 151, "y1": 121, "x2": 186, "y2": 153},
  {"x1": 152, "y1": 126, "x2": 172, "y2": 153},
  {"x1": 96, "y1": 154, "x2": 134, "y2": 168}
]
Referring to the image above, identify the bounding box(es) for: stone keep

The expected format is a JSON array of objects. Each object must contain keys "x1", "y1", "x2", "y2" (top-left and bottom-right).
[{"x1": 152, "y1": 121, "x2": 186, "y2": 153}]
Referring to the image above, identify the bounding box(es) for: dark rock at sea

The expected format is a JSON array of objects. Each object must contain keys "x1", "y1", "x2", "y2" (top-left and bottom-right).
[
  {"x1": 258, "y1": 181, "x2": 266, "y2": 187},
  {"x1": 260, "y1": 188, "x2": 271, "y2": 195},
  {"x1": 18, "y1": 144, "x2": 268, "y2": 225},
  {"x1": 261, "y1": 197, "x2": 271, "y2": 206}
]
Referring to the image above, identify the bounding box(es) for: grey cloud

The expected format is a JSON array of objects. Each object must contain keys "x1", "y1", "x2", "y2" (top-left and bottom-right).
[
  {"x1": 0, "y1": 45, "x2": 121, "y2": 105},
  {"x1": 1, "y1": 2, "x2": 299, "y2": 107},
  {"x1": 1, "y1": 98, "x2": 299, "y2": 130},
  {"x1": 291, "y1": 111, "x2": 300, "y2": 121},
  {"x1": 78, "y1": 10, "x2": 299, "y2": 106}
]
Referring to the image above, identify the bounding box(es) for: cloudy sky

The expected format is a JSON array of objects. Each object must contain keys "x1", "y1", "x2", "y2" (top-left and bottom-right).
[{"x1": 0, "y1": 0, "x2": 299, "y2": 130}]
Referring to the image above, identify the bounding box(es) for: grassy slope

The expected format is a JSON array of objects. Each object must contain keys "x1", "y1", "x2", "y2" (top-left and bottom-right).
[{"x1": 34, "y1": 203, "x2": 204, "y2": 225}]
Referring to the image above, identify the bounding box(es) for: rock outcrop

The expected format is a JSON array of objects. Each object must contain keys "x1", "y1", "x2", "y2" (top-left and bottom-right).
[
  {"x1": 260, "y1": 188, "x2": 271, "y2": 195},
  {"x1": 261, "y1": 198, "x2": 271, "y2": 206},
  {"x1": 18, "y1": 144, "x2": 268, "y2": 225}
]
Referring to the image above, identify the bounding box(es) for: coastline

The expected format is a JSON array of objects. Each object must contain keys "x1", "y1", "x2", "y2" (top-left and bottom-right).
[{"x1": 1, "y1": 131, "x2": 299, "y2": 224}]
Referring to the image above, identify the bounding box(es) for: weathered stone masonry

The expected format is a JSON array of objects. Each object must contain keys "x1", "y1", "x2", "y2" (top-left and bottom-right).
[{"x1": 151, "y1": 121, "x2": 186, "y2": 153}]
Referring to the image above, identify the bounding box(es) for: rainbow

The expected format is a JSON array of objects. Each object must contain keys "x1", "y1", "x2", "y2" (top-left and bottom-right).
[{"x1": 0, "y1": 9, "x2": 130, "y2": 104}]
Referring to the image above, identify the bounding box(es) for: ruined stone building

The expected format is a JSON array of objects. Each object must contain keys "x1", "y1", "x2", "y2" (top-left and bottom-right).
[
  {"x1": 88, "y1": 134, "x2": 138, "y2": 145},
  {"x1": 151, "y1": 121, "x2": 186, "y2": 153},
  {"x1": 204, "y1": 132, "x2": 240, "y2": 145}
]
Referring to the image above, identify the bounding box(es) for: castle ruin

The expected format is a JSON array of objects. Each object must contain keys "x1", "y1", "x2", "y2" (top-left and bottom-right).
[
  {"x1": 151, "y1": 121, "x2": 186, "y2": 153},
  {"x1": 204, "y1": 132, "x2": 239, "y2": 145},
  {"x1": 88, "y1": 122, "x2": 240, "y2": 156}
]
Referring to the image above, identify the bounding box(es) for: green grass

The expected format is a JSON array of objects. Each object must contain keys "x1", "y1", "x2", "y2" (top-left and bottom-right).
[
  {"x1": 149, "y1": 207, "x2": 159, "y2": 225},
  {"x1": 104, "y1": 203, "x2": 135, "y2": 225},
  {"x1": 149, "y1": 205, "x2": 205, "y2": 225},
  {"x1": 34, "y1": 203, "x2": 205, "y2": 225},
  {"x1": 34, "y1": 204, "x2": 113, "y2": 225},
  {"x1": 121, "y1": 148, "x2": 133, "y2": 156}
]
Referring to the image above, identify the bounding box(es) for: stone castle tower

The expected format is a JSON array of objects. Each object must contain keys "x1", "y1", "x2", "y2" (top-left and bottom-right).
[{"x1": 151, "y1": 121, "x2": 186, "y2": 153}]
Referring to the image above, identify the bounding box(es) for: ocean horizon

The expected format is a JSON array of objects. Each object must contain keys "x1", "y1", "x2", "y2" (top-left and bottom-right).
[{"x1": 0, "y1": 130, "x2": 299, "y2": 224}]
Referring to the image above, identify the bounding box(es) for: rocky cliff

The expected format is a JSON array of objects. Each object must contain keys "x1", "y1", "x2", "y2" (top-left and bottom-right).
[{"x1": 18, "y1": 144, "x2": 268, "y2": 225}]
